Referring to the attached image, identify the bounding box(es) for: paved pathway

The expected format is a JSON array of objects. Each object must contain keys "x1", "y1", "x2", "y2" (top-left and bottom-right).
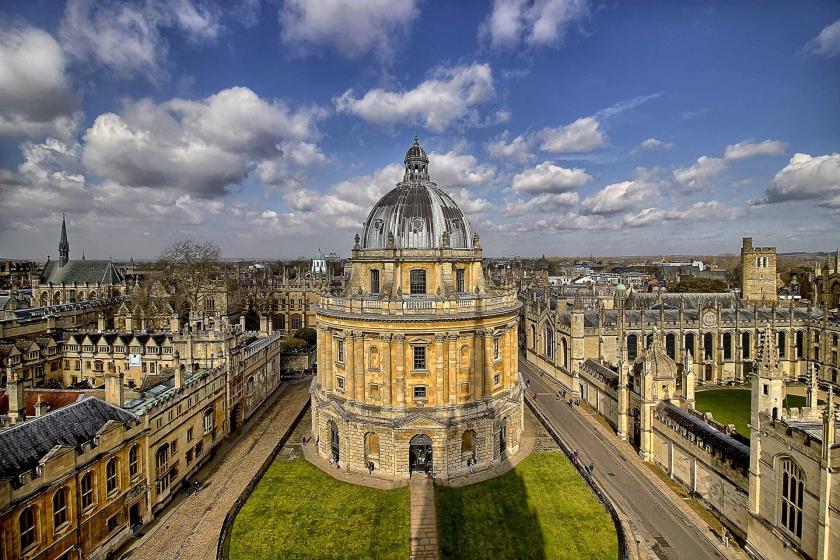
[
  {"x1": 521, "y1": 359, "x2": 745, "y2": 560},
  {"x1": 123, "y1": 379, "x2": 311, "y2": 560},
  {"x1": 409, "y1": 475, "x2": 439, "y2": 560}
]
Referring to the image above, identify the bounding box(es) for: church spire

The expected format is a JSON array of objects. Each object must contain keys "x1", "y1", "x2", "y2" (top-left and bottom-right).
[{"x1": 59, "y1": 213, "x2": 69, "y2": 267}]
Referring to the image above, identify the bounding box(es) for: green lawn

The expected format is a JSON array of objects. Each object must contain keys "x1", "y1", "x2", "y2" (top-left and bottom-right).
[
  {"x1": 695, "y1": 389, "x2": 809, "y2": 438},
  {"x1": 229, "y1": 459, "x2": 409, "y2": 560},
  {"x1": 436, "y1": 452, "x2": 618, "y2": 560}
]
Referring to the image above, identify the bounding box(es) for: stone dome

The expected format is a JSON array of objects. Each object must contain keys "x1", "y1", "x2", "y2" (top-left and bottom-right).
[
  {"x1": 634, "y1": 329, "x2": 677, "y2": 379},
  {"x1": 362, "y1": 137, "x2": 472, "y2": 250}
]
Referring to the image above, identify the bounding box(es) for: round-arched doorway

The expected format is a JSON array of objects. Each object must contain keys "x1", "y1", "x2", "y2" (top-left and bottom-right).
[{"x1": 409, "y1": 434, "x2": 433, "y2": 475}]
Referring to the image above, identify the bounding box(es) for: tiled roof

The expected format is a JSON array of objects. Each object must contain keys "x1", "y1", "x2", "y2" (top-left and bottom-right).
[
  {"x1": 0, "y1": 389, "x2": 104, "y2": 416},
  {"x1": 40, "y1": 259, "x2": 124, "y2": 285},
  {"x1": 0, "y1": 398, "x2": 136, "y2": 478}
]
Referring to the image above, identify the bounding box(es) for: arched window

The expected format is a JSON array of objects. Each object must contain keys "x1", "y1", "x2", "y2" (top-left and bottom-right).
[
  {"x1": 703, "y1": 332, "x2": 713, "y2": 360},
  {"x1": 53, "y1": 487, "x2": 68, "y2": 529},
  {"x1": 88, "y1": 291, "x2": 97, "y2": 300},
  {"x1": 543, "y1": 324, "x2": 554, "y2": 360},
  {"x1": 365, "y1": 433, "x2": 380, "y2": 468},
  {"x1": 723, "y1": 332, "x2": 732, "y2": 360},
  {"x1": 460, "y1": 345, "x2": 470, "y2": 370},
  {"x1": 106, "y1": 458, "x2": 118, "y2": 494},
  {"x1": 665, "y1": 333, "x2": 676, "y2": 359},
  {"x1": 291, "y1": 314, "x2": 302, "y2": 330},
  {"x1": 530, "y1": 325, "x2": 536, "y2": 349},
  {"x1": 561, "y1": 338, "x2": 569, "y2": 369},
  {"x1": 461, "y1": 429, "x2": 476, "y2": 460},
  {"x1": 409, "y1": 269, "x2": 427, "y2": 295},
  {"x1": 81, "y1": 472, "x2": 94, "y2": 509},
  {"x1": 742, "y1": 332, "x2": 751, "y2": 359},
  {"x1": 129, "y1": 445, "x2": 140, "y2": 478},
  {"x1": 19, "y1": 506, "x2": 36, "y2": 551},
  {"x1": 685, "y1": 333, "x2": 696, "y2": 358},
  {"x1": 40, "y1": 292, "x2": 49, "y2": 307},
  {"x1": 368, "y1": 346, "x2": 380, "y2": 370},
  {"x1": 203, "y1": 407, "x2": 215, "y2": 433},
  {"x1": 795, "y1": 331, "x2": 803, "y2": 359},
  {"x1": 370, "y1": 269, "x2": 380, "y2": 294},
  {"x1": 778, "y1": 331, "x2": 787, "y2": 358},
  {"x1": 627, "y1": 334, "x2": 638, "y2": 361},
  {"x1": 779, "y1": 458, "x2": 804, "y2": 539}
]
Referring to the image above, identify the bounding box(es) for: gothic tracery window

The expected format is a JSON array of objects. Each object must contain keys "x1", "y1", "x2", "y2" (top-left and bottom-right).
[{"x1": 779, "y1": 458, "x2": 804, "y2": 539}]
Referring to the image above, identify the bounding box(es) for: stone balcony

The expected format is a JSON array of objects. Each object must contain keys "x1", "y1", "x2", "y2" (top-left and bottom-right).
[{"x1": 315, "y1": 292, "x2": 521, "y2": 321}]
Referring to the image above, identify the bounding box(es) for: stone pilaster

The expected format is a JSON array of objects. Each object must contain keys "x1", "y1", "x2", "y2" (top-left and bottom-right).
[
  {"x1": 395, "y1": 334, "x2": 406, "y2": 409},
  {"x1": 381, "y1": 334, "x2": 392, "y2": 407}
]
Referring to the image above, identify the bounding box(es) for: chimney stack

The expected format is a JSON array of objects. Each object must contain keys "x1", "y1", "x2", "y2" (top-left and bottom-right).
[
  {"x1": 97, "y1": 312, "x2": 106, "y2": 332},
  {"x1": 104, "y1": 371, "x2": 124, "y2": 407},
  {"x1": 7, "y1": 375, "x2": 26, "y2": 422},
  {"x1": 174, "y1": 351, "x2": 185, "y2": 389},
  {"x1": 34, "y1": 396, "x2": 49, "y2": 417}
]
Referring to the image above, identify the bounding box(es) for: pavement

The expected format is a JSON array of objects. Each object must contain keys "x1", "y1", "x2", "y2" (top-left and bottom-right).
[
  {"x1": 119, "y1": 378, "x2": 311, "y2": 560},
  {"x1": 520, "y1": 359, "x2": 746, "y2": 560},
  {"x1": 409, "y1": 475, "x2": 439, "y2": 560}
]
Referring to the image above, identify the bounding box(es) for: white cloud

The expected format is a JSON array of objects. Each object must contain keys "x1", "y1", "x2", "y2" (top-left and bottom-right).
[
  {"x1": 82, "y1": 87, "x2": 324, "y2": 197},
  {"x1": 802, "y1": 19, "x2": 840, "y2": 58},
  {"x1": 59, "y1": 0, "x2": 224, "y2": 80},
  {"x1": 429, "y1": 150, "x2": 496, "y2": 188},
  {"x1": 0, "y1": 24, "x2": 79, "y2": 139},
  {"x1": 334, "y1": 63, "x2": 495, "y2": 132},
  {"x1": 538, "y1": 117, "x2": 605, "y2": 153},
  {"x1": 674, "y1": 138, "x2": 787, "y2": 191},
  {"x1": 755, "y1": 153, "x2": 840, "y2": 207},
  {"x1": 280, "y1": 0, "x2": 419, "y2": 60},
  {"x1": 482, "y1": 0, "x2": 588, "y2": 50},
  {"x1": 639, "y1": 138, "x2": 673, "y2": 151},
  {"x1": 623, "y1": 201, "x2": 744, "y2": 227},
  {"x1": 504, "y1": 192, "x2": 579, "y2": 216},
  {"x1": 581, "y1": 173, "x2": 662, "y2": 215},
  {"x1": 723, "y1": 139, "x2": 787, "y2": 161},
  {"x1": 486, "y1": 132, "x2": 533, "y2": 163},
  {"x1": 512, "y1": 161, "x2": 591, "y2": 193}
]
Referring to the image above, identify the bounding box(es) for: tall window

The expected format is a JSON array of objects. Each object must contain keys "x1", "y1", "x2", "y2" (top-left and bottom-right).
[
  {"x1": 704, "y1": 332, "x2": 713, "y2": 360},
  {"x1": 665, "y1": 333, "x2": 676, "y2": 359},
  {"x1": 370, "y1": 269, "x2": 380, "y2": 294},
  {"x1": 780, "y1": 458, "x2": 804, "y2": 539},
  {"x1": 493, "y1": 337, "x2": 500, "y2": 360},
  {"x1": 19, "y1": 506, "x2": 36, "y2": 551},
  {"x1": 129, "y1": 445, "x2": 140, "y2": 478},
  {"x1": 203, "y1": 408, "x2": 215, "y2": 433},
  {"x1": 410, "y1": 269, "x2": 427, "y2": 295},
  {"x1": 106, "y1": 458, "x2": 118, "y2": 494},
  {"x1": 337, "y1": 339, "x2": 345, "y2": 363},
  {"x1": 413, "y1": 346, "x2": 426, "y2": 370},
  {"x1": 455, "y1": 269, "x2": 465, "y2": 293},
  {"x1": 778, "y1": 331, "x2": 787, "y2": 358},
  {"x1": 723, "y1": 332, "x2": 732, "y2": 360},
  {"x1": 685, "y1": 333, "x2": 696, "y2": 358},
  {"x1": 543, "y1": 325, "x2": 554, "y2": 360},
  {"x1": 627, "y1": 334, "x2": 638, "y2": 361},
  {"x1": 795, "y1": 331, "x2": 803, "y2": 359},
  {"x1": 81, "y1": 473, "x2": 93, "y2": 509},
  {"x1": 53, "y1": 488, "x2": 68, "y2": 529},
  {"x1": 742, "y1": 332, "x2": 751, "y2": 359}
]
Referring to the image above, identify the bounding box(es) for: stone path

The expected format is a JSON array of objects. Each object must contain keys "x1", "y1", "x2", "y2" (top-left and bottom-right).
[
  {"x1": 301, "y1": 433, "x2": 404, "y2": 490},
  {"x1": 121, "y1": 379, "x2": 311, "y2": 560},
  {"x1": 409, "y1": 475, "x2": 439, "y2": 560}
]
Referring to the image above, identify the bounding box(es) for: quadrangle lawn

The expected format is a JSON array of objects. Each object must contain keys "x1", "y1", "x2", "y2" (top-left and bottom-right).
[
  {"x1": 229, "y1": 458, "x2": 409, "y2": 560},
  {"x1": 436, "y1": 452, "x2": 618, "y2": 560},
  {"x1": 695, "y1": 389, "x2": 809, "y2": 438}
]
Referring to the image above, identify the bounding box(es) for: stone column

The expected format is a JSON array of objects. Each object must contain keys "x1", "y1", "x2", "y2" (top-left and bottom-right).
[
  {"x1": 381, "y1": 334, "x2": 392, "y2": 408},
  {"x1": 472, "y1": 332, "x2": 482, "y2": 401},
  {"x1": 447, "y1": 333, "x2": 459, "y2": 405},
  {"x1": 484, "y1": 330, "x2": 494, "y2": 395},
  {"x1": 345, "y1": 333, "x2": 355, "y2": 399},
  {"x1": 354, "y1": 331, "x2": 364, "y2": 402},
  {"x1": 434, "y1": 333, "x2": 445, "y2": 404},
  {"x1": 395, "y1": 334, "x2": 406, "y2": 409},
  {"x1": 324, "y1": 328, "x2": 333, "y2": 391}
]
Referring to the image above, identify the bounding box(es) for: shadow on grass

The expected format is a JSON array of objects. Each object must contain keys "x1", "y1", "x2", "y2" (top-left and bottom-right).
[{"x1": 437, "y1": 464, "x2": 546, "y2": 560}]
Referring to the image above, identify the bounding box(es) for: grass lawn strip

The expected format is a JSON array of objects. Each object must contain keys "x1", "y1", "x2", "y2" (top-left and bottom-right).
[
  {"x1": 694, "y1": 389, "x2": 808, "y2": 438},
  {"x1": 436, "y1": 452, "x2": 618, "y2": 560},
  {"x1": 229, "y1": 459, "x2": 409, "y2": 560}
]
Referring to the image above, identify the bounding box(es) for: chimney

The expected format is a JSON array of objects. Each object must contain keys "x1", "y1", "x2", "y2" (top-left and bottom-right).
[
  {"x1": 174, "y1": 351, "x2": 185, "y2": 389},
  {"x1": 7, "y1": 376, "x2": 26, "y2": 422},
  {"x1": 97, "y1": 312, "x2": 106, "y2": 332},
  {"x1": 105, "y1": 371, "x2": 124, "y2": 407},
  {"x1": 34, "y1": 396, "x2": 49, "y2": 417}
]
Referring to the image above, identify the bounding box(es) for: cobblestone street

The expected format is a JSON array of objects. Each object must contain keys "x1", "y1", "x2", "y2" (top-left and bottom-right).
[{"x1": 123, "y1": 379, "x2": 311, "y2": 560}]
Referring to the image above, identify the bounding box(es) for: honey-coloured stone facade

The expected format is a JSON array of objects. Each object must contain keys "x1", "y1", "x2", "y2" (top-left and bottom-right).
[{"x1": 740, "y1": 237, "x2": 777, "y2": 302}]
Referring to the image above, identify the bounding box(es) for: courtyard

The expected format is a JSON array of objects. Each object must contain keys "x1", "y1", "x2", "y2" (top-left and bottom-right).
[
  {"x1": 228, "y1": 458, "x2": 410, "y2": 560},
  {"x1": 695, "y1": 388, "x2": 809, "y2": 438},
  {"x1": 436, "y1": 452, "x2": 618, "y2": 560}
]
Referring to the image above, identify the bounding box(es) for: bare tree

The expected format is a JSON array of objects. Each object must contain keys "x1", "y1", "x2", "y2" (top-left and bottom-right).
[{"x1": 158, "y1": 239, "x2": 223, "y2": 316}]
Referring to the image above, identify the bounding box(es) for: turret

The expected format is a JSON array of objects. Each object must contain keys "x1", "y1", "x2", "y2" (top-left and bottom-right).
[{"x1": 682, "y1": 348, "x2": 695, "y2": 408}]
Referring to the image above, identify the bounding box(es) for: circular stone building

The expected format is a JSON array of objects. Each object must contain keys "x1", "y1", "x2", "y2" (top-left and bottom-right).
[{"x1": 310, "y1": 137, "x2": 523, "y2": 480}]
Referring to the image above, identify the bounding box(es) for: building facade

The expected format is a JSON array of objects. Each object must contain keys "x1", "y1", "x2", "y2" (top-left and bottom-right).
[
  {"x1": 311, "y1": 138, "x2": 523, "y2": 480},
  {"x1": 741, "y1": 237, "x2": 778, "y2": 302}
]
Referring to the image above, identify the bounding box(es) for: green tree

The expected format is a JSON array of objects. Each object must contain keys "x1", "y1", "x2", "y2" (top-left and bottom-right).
[
  {"x1": 294, "y1": 327, "x2": 317, "y2": 346},
  {"x1": 158, "y1": 239, "x2": 223, "y2": 312},
  {"x1": 668, "y1": 277, "x2": 729, "y2": 293}
]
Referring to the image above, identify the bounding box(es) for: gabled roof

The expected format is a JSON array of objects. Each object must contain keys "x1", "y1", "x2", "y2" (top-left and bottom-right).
[
  {"x1": 39, "y1": 259, "x2": 124, "y2": 286},
  {"x1": 0, "y1": 398, "x2": 136, "y2": 478}
]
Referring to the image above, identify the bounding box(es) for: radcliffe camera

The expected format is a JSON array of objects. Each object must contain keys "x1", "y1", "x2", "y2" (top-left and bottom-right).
[{"x1": 0, "y1": 2, "x2": 838, "y2": 560}]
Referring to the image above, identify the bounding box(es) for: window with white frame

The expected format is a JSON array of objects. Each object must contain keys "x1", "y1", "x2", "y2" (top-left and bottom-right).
[{"x1": 337, "y1": 339, "x2": 345, "y2": 363}]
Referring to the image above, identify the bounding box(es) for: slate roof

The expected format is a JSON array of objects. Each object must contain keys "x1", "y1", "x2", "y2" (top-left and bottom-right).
[
  {"x1": 0, "y1": 397, "x2": 137, "y2": 478},
  {"x1": 39, "y1": 259, "x2": 124, "y2": 285},
  {"x1": 656, "y1": 401, "x2": 750, "y2": 464}
]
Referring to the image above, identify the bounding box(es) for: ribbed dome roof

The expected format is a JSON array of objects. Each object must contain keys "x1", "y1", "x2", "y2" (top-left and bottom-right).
[{"x1": 361, "y1": 137, "x2": 472, "y2": 250}]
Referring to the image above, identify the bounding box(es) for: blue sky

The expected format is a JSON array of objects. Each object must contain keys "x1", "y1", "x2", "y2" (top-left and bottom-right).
[{"x1": 1, "y1": 0, "x2": 838, "y2": 259}]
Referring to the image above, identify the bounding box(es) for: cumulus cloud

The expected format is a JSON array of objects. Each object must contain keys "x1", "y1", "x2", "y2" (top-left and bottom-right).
[
  {"x1": 752, "y1": 153, "x2": 840, "y2": 208},
  {"x1": 59, "y1": 0, "x2": 224, "y2": 80},
  {"x1": 486, "y1": 132, "x2": 533, "y2": 163},
  {"x1": 639, "y1": 138, "x2": 673, "y2": 151},
  {"x1": 581, "y1": 172, "x2": 663, "y2": 215},
  {"x1": 674, "y1": 139, "x2": 787, "y2": 191},
  {"x1": 0, "y1": 24, "x2": 79, "y2": 139},
  {"x1": 512, "y1": 161, "x2": 591, "y2": 193},
  {"x1": 481, "y1": 0, "x2": 588, "y2": 50},
  {"x1": 429, "y1": 150, "x2": 496, "y2": 188},
  {"x1": 538, "y1": 117, "x2": 605, "y2": 153},
  {"x1": 82, "y1": 87, "x2": 324, "y2": 198},
  {"x1": 280, "y1": 0, "x2": 419, "y2": 60},
  {"x1": 504, "y1": 192, "x2": 579, "y2": 216},
  {"x1": 623, "y1": 201, "x2": 744, "y2": 227},
  {"x1": 334, "y1": 63, "x2": 496, "y2": 132},
  {"x1": 802, "y1": 19, "x2": 840, "y2": 58}
]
